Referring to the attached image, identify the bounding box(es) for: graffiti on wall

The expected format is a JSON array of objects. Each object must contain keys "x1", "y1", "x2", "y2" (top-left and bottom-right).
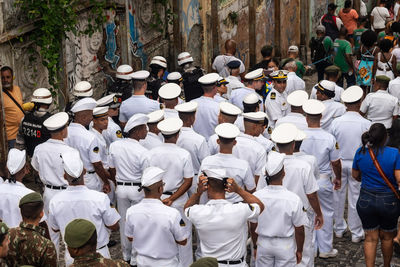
[
  {"x1": 129, "y1": 1, "x2": 147, "y2": 69},
  {"x1": 265, "y1": 0, "x2": 274, "y2": 44},
  {"x1": 104, "y1": 9, "x2": 120, "y2": 70},
  {"x1": 180, "y1": 0, "x2": 201, "y2": 41},
  {"x1": 310, "y1": 0, "x2": 329, "y2": 37}
]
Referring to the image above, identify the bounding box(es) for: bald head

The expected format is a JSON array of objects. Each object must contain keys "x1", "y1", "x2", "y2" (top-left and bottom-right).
[{"x1": 225, "y1": 40, "x2": 237, "y2": 54}]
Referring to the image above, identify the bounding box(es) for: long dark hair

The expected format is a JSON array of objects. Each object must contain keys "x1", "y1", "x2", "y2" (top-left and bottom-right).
[
  {"x1": 361, "y1": 123, "x2": 387, "y2": 154},
  {"x1": 387, "y1": 118, "x2": 400, "y2": 150}
]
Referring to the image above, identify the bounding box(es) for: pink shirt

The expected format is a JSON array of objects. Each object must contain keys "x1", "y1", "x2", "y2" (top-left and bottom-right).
[{"x1": 339, "y1": 9, "x2": 359, "y2": 34}]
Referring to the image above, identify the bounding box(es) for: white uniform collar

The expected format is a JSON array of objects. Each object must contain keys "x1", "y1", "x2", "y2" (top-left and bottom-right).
[
  {"x1": 376, "y1": 90, "x2": 389, "y2": 94},
  {"x1": 266, "y1": 185, "x2": 285, "y2": 190},
  {"x1": 66, "y1": 185, "x2": 88, "y2": 191},
  {"x1": 206, "y1": 199, "x2": 230, "y2": 205},
  {"x1": 287, "y1": 72, "x2": 296, "y2": 76},
  {"x1": 48, "y1": 138, "x2": 66, "y2": 145},
  {"x1": 4, "y1": 180, "x2": 26, "y2": 187},
  {"x1": 70, "y1": 122, "x2": 87, "y2": 130},
  {"x1": 239, "y1": 133, "x2": 255, "y2": 140},
  {"x1": 288, "y1": 112, "x2": 305, "y2": 117},
  {"x1": 181, "y1": 126, "x2": 193, "y2": 131},
  {"x1": 141, "y1": 198, "x2": 163, "y2": 204}
]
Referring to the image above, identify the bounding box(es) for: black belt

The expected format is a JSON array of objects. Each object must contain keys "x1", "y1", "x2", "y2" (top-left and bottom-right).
[
  {"x1": 163, "y1": 191, "x2": 174, "y2": 196},
  {"x1": 117, "y1": 182, "x2": 141, "y2": 186},
  {"x1": 45, "y1": 184, "x2": 67, "y2": 190},
  {"x1": 218, "y1": 256, "x2": 244, "y2": 265},
  {"x1": 88, "y1": 171, "x2": 96, "y2": 174},
  {"x1": 97, "y1": 244, "x2": 107, "y2": 250}
]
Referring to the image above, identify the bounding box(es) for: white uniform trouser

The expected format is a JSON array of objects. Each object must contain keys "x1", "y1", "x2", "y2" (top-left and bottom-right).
[
  {"x1": 116, "y1": 184, "x2": 144, "y2": 263},
  {"x1": 333, "y1": 160, "x2": 364, "y2": 239},
  {"x1": 256, "y1": 236, "x2": 296, "y2": 267},
  {"x1": 107, "y1": 180, "x2": 116, "y2": 205},
  {"x1": 84, "y1": 172, "x2": 102, "y2": 192},
  {"x1": 161, "y1": 192, "x2": 193, "y2": 267},
  {"x1": 315, "y1": 175, "x2": 334, "y2": 253},
  {"x1": 299, "y1": 211, "x2": 315, "y2": 267},
  {"x1": 65, "y1": 243, "x2": 109, "y2": 266},
  {"x1": 137, "y1": 255, "x2": 181, "y2": 267},
  {"x1": 43, "y1": 187, "x2": 65, "y2": 257}
]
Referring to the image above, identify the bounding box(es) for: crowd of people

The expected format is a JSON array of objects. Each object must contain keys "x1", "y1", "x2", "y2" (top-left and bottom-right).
[{"x1": 1, "y1": 1, "x2": 400, "y2": 267}]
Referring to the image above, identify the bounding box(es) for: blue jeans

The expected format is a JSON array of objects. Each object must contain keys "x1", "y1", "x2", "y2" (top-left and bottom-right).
[{"x1": 357, "y1": 188, "x2": 400, "y2": 232}]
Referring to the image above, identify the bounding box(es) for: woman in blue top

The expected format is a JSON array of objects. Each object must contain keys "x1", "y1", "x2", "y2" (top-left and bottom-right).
[{"x1": 352, "y1": 123, "x2": 400, "y2": 267}]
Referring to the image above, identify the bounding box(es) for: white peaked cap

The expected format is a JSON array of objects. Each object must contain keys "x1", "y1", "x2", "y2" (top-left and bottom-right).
[
  {"x1": 147, "y1": 110, "x2": 164, "y2": 123},
  {"x1": 157, "y1": 117, "x2": 183, "y2": 135},
  {"x1": 302, "y1": 99, "x2": 326, "y2": 115},
  {"x1": 62, "y1": 150, "x2": 83, "y2": 178},
  {"x1": 97, "y1": 94, "x2": 115, "y2": 106},
  {"x1": 93, "y1": 106, "x2": 109, "y2": 117},
  {"x1": 124, "y1": 113, "x2": 149, "y2": 133},
  {"x1": 243, "y1": 112, "x2": 267, "y2": 122},
  {"x1": 43, "y1": 112, "x2": 69, "y2": 131},
  {"x1": 287, "y1": 90, "x2": 309, "y2": 107},
  {"x1": 243, "y1": 93, "x2": 261, "y2": 105},
  {"x1": 294, "y1": 129, "x2": 307, "y2": 141},
  {"x1": 177, "y1": 52, "x2": 194, "y2": 66},
  {"x1": 341, "y1": 85, "x2": 363, "y2": 103},
  {"x1": 116, "y1": 65, "x2": 134, "y2": 80},
  {"x1": 203, "y1": 168, "x2": 227, "y2": 180},
  {"x1": 73, "y1": 81, "x2": 93, "y2": 97},
  {"x1": 215, "y1": 123, "x2": 240, "y2": 139},
  {"x1": 70, "y1": 98, "x2": 97, "y2": 113},
  {"x1": 271, "y1": 123, "x2": 299, "y2": 144},
  {"x1": 150, "y1": 56, "x2": 167, "y2": 68},
  {"x1": 198, "y1": 73, "x2": 220, "y2": 85},
  {"x1": 317, "y1": 80, "x2": 336, "y2": 92},
  {"x1": 265, "y1": 151, "x2": 285, "y2": 176},
  {"x1": 32, "y1": 88, "x2": 53, "y2": 104},
  {"x1": 131, "y1": 70, "x2": 150, "y2": 80},
  {"x1": 245, "y1": 68, "x2": 264, "y2": 80},
  {"x1": 220, "y1": 102, "x2": 241, "y2": 116},
  {"x1": 141, "y1": 166, "x2": 166, "y2": 187},
  {"x1": 288, "y1": 45, "x2": 299, "y2": 52},
  {"x1": 7, "y1": 149, "x2": 26, "y2": 175},
  {"x1": 158, "y1": 83, "x2": 181, "y2": 99},
  {"x1": 175, "y1": 101, "x2": 198, "y2": 113},
  {"x1": 167, "y1": 72, "x2": 182, "y2": 81}
]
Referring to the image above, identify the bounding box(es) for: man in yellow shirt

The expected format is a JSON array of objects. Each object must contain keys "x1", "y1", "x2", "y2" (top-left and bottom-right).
[{"x1": 1, "y1": 66, "x2": 24, "y2": 149}]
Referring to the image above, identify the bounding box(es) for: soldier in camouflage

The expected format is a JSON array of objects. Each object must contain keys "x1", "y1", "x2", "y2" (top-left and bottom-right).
[
  {"x1": 5, "y1": 193, "x2": 57, "y2": 267},
  {"x1": 0, "y1": 222, "x2": 10, "y2": 267},
  {"x1": 66, "y1": 219, "x2": 129, "y2": 267}
]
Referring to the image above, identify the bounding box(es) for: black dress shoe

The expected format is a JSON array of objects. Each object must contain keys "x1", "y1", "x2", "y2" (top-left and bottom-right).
[{"x1": 107, "y1": 240, "x2": 117, "y2": 247}]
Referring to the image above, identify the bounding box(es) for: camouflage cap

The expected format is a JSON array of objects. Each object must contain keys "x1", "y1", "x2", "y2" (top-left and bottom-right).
[
  {"x1": 19, "y1": 192, "x2": 43, "y2": 207},
  {"x1": 65, "y1": 219, "x2": 96, "y2": 248},
  {"x1": 375, "y1": 75, "x2": 391, "y2": 83},
  {"x1": 0, "y1": 222, "x2": 9, "y2": 235},
  {"x1": 190, "y1": 257, "x2": 219, "y2": 267},
  {"x1": 324, "y1": 65, "x2": 341, "y2": 73}
]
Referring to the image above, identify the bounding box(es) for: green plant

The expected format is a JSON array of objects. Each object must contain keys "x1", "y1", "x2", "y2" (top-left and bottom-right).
[
  {"x1": 15, "y1": 0, "x2": 107, "y2": 98},
  {"x1": 151, "y1": 0, "x2": 177, "y2": 37}
]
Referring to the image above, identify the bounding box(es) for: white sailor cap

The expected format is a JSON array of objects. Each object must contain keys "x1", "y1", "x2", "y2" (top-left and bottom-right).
[
  {"x1": 288, "y1": 45, "x2": 299, "y2": 53},
  {"x1": 167, "y1": 72, "x2": 183, "y2": 82},
  {"x1": 294, "y1": 129, "x2": 307, "y2": 141},
  {"x1": 124, "y1": 113, "x2": 149, "y2": 133},
  {"x1": 131, "y1": 70, "x2": 150, "y2": 80},
  {"x1": 287, "y1": 90, "x2": 309, "y2": 107},
  {"x1": 243, "y1": 112, "x2": 267, "y2": 122},
  {"x1": 243, "y1": 93, "x2": 261, "y2": 105},
  {"x1": 93, "y1": 106, "x2": 108, "y2": 118},
  {"x1": 271, "y1": 123, "x2": 298, "y2": 144},
  {"x1": 7, "y1": 149, "x2": 26, "y2": 175},
  {"x1": 157, "y1": 117, "x2": 183, "y2": 135},
  {"x1": 97, "y1": 94, "x2": 120, "y2": 108},
  {"x1": 198, "y1": 73, "x2": 220, "y2": 85},
  {"x1": 203, "y1": 168, "x2": 226, "y2": 180},
  {"x1": 302, "y1": 99, "x2": 326, "y2": 115},
  {"x1": 147, "y1": 110, "x2": 164, "y2": 124},
  {"x1": 32, "y1": 88, "x2": 53, "y2": 104},
  {"x1": 73, "y1": 81, "x2": 93, "y2": 97},
  {"x1": 215, "y1": 123, "x2": 240, "y2": 139},
  {"x1": 315, "y1": 80, "x2": 335, "y2": 93},
  {"x1": 116, "y1": 65, "x2": 134, "y2": 80},
  {"x1": 158, "y1": 83, "x2": 181, "y2": 100},
  {"x1": 265, "y1": 151, "x2": 285, "y2": 176},
  {"x1": 43, "y1": 112, "x2": 69, "y2": 131},
  {"x1": 177, "y1": 52, "x2": 194, "y2": 66},
  {"x1": 70, "y1": 97, "x2": 97, "y2": 113},
  {"x1": 220, "y1": 102, "x2": 241, "y2": 116},
  {"x1": 141, "y1": 167, "x2": 165, "y2": 187},
  {"x1": 245, "y1": 68, "x2": 264, "y2": 81},
  {"x1": 341, "y1": 85, "x2": 363, "y2": 103},
  {"x1": 150, "y1": 56, "x2": 167, "y2": 69},
  {"x1": 175, "y1": 101, "x2": 198, "y2": 113},
  {"x1": 62, "y1": 150, "x2": 83, "y2": 178}
]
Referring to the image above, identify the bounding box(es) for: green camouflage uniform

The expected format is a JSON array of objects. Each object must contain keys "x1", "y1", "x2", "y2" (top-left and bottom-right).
[
  {"x1": 5, "y1": 222, "x2": 57, "y2": 267},
  {"x1": 70, "y1": 252, "x2": 130, "y2": 267}
]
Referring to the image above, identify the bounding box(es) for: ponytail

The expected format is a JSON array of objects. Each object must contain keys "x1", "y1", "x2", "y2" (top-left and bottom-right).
[{"x1": 360, "y1": 123, "x2": 387, "y2": 154}]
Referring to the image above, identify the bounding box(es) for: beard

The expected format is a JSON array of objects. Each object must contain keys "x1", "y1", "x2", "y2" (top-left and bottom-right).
[{"x1": 2, "y1": 83, "x2": 12, "y2": 89}]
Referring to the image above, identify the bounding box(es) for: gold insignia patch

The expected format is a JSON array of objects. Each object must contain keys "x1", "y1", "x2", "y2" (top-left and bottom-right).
[
  {"x1": 179, "y1": 219, "x2": 186, "y2": 227},
  {"x1": 267, "y1": 126, "x2": 272, "y2": 134},
  {"x1": 93, "y1": 147, "x2": 99, "y2": 153},
  {"x1": 248, "y1": 204, "x2": 254, "y2": 211},
  {"x1": 116, "y1": 130, "x2": 122, "y2": 138},
  {"x1": 270, "y1": 92, "x2": 276, "y2": 100},
  {"x1": 335, "y1": 143, "x2": 340, "y2": 149},
  {"x1": 302, "y1": 207, "x2": 307, "y2": 212},
  {"x1": 282, "y1": 102, "x2": 286, "y2": 106}
]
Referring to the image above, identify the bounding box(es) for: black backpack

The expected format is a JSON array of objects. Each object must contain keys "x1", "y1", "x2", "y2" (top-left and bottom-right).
[
  {"x1": 310, "y1": 37, "x2": 328, "y2": 64},
  {"x1": 182, "y1": 67, "x2": 205, "y2": 101}
]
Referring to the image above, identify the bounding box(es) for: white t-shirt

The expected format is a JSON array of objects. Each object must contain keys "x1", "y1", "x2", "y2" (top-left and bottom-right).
[
  {"x1": 371, "y1": 7, "x2": 390, "y2": 30},
  {"x1": 212, "y1": 55, "x2": 245, "y2": 78},
  {"x1": 395, "y1": 3, "x2": 400, "y2": 19}
]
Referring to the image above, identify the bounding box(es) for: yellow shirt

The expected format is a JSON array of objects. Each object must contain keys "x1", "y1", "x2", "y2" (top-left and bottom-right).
[{"x1": 3, "y1": 85, "x2": 24, "y2": 140}]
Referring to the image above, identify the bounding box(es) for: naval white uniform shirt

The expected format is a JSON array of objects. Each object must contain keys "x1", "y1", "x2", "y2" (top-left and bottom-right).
[
  {"x1": 235, "y1": 115, "x2": 245, "y2": 132},
  {"x1": 191, "y1": 96, "x2": 220, "y2": 140},
  {"x1": 265, "y1": 87, "x2": 289, "y2": 127},
  {"x1": 212, "y1": 55, "x2": 245, "y2": 77},
  {"x1": 300, "y1": 128, "x2": 339, "y2": 176},
  {"x1": 252, "y1": 185, "x2": 307, "y2": 237},
  {"x1": 119, "y1": 95, "x2": 160, "y2": 122},
  {"x1": 255, "y1": 134, "x2": 274, "y2": 153},
  {"x1": 177, "y1": 127, "x2": 210, "y2": 175},
  {"x1": 286, "y1": 72, "x2": 306, "y2": 95},
  {"x1": 148, "y1": 143, "x2": 194, "y2": 192},
  {"x1": 0, "y1": 181, "x2": 34, "y2": 227},
  {"x1": 330, "y1": 111, "x2": 371, "y2": 161},
  {"x1": 108, "y1": 138, "x2": 149, "y2": 182},
  {"x1": 200, "y1": 153, "x2": 255, "y2": 203},
  {"x1": 140, "y1": 132, "x2": 163, "y2": 150},
  {"x1": 360, "y1": 90, "x2": 399, "y2": 128},
  {"x1": 234, "y1": 133, "x2": 267, "y2": 177},
  {"x1": 229, "y1": 87, "x2": 264, "y2": 111},
  {"x1": 185, "y1": 199, "x2": 260, "y2": 260},
  {"x1": 103, "y1": 117, "x2": 122, "y2": 147},
  {"x1": 163, "y1": 108, "x2": 179, "y2": 119},
  {"x1": 64, "y1": 123, "x2": 102, "y2": 172},
  {"x1": 125, "y1": 198, "x2": 188, "y2": 259},
  {"x1": 90, "y1": 128, "x2": 109, "y2": 169},
  {"x1": 275, "y1": 112, "x2": 308, "y2": 130},
  {"x1": 293, "y1": 152, "x2": 320, "y2": 181},
  {"x1": 388, "y1": 77, "x2": 400, "y2": 100},
  {"x1": 310, "y1": 83, "x2": 344, "y2": 102},
  {"x1": 226, "y1": 76, "x2": 245, "y2": 97},
  {"x1": 321, "y1": 99, "x2": 346, "y2": 131},
  {"x1": 32, "y1": 138, "x2": 76, "y2": 186},
  {"x1": 48, "y1": 185, "x2": 121, "y2": 248},
  {"x1": 207, "y1": 134, "x2": 220, "y2": 155}
]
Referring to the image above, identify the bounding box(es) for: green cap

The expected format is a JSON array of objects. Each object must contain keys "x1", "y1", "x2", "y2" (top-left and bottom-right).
[
  {"x1": 0, "y1": 222, "x2": 9, "y2": 235},
  {"x1": 190, "y1": 257, "x2": 219, "y2": 267},
  {"x1": 324, "y1": 65, "x2": 341, "y2": 73},
  {"x1": 375, "y1": 75, "x2": 391, "y2": 83},
  {"x1": 65, "y1": 219, "x2": 96, "y2": 248},
  {"x1": 19, "y1": 192, "x2": 43, "y2": 207}
]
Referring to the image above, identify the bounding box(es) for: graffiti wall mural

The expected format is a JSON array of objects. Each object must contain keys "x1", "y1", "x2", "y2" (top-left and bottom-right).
[
  {"x1": 104, "y1": 9, "x2": 120, "y2": 70},
  {"x1": 128, "y1": 1, "x2": 147, "y2": 69}
]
